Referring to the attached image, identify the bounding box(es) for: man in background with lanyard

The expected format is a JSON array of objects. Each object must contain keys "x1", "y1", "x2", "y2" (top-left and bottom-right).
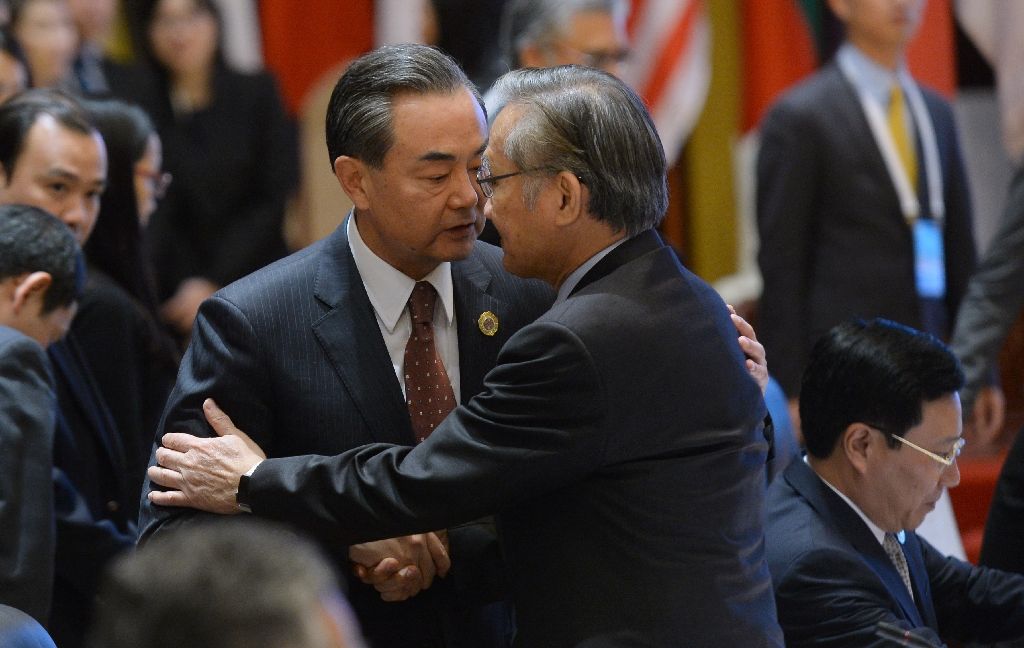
[{"x1": 756, "y1": 0, "x2": 977, "y2": 430}]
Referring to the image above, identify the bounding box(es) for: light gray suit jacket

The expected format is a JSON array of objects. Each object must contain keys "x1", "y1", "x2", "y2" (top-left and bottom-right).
[{"x1": 950, "y1": 164, "x2": 1024, "y2": 412}]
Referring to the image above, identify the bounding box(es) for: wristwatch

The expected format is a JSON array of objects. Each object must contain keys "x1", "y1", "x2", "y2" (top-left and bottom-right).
[{"x1": 235, "y1": 462, "x2": 261, "y2": 513}]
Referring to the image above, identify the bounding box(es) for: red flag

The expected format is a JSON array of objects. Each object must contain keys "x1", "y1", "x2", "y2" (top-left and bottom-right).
[{"x1": 626, "y1": 0, "x2": 711, "y2": 166}]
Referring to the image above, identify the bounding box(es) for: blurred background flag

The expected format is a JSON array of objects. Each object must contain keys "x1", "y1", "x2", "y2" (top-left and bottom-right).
[{"x1": 625, "y1": 0, "x2": 711, "y2": 167}]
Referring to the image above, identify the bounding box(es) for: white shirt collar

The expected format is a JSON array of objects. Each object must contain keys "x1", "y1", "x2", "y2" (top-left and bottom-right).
[
  {"x1": 837, "y1": 42, "x2": 913, "y2": 108},
  {"x1": 555, "y1": 237, "x2": 627, "y2": 304},
  {"x1": 347, "y1": 213, "x2": 455, "y2": 332},
  {"x1": 806, "y1": 456, "x2": 888, "y2": 546}
]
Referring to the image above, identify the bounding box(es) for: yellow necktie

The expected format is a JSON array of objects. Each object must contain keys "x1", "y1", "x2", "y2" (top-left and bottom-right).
[{"x1": 888, "y1": 83, "x2": 918, "y2": 190}]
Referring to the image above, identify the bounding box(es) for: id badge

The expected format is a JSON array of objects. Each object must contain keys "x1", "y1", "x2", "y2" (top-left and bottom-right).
[{"x1": 914, "y1": 219, "x2": 946, "y2": 299}]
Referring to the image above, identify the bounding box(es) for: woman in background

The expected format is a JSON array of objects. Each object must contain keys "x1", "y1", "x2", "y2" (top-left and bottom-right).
[
  {"x1": 0, "y1": 27, "x2": 29, "y2": 101},
  {"x1": 138, "y1": 0, "x2": 297, "y2": 337},
  {"x1": 75, "y1": 98, "x2": 179, "y2": 510},
  {"x1": 8, "y1": 0, "x2": 75, "y2": 89}
]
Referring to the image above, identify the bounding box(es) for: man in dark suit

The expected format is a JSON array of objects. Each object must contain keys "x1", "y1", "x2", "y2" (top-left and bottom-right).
[
  {"x1": 148, "y1": 63, "x2": 783, "y2": 647},
  {"x1": 757, "y1": 0, "x2": 977, "y2": 413},
  {"x1": 0, "y1": 91, "x2": 135, "y2": 648},
  {"x1": 0, "y1": 205, "x2": 83, "y2": 627},
  {"x1": 139, "y1": 45, "x2": 552, "y2": 648},
  {"x1": 767, "y1": 318, "x2": 1024, "y2": 647}
]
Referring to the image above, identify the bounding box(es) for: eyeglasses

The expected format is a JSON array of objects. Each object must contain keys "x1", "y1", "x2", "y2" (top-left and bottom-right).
[
  {"x1": 476, "y1": 158, "x2": 585, "y2": 199},
  {"x1": 553, "y1": 43, "x2": 631, "y2": 71},
  {"x1": 476, "y1": 158, "x2": 538, "y2": 198},
  {"x1": 137, "y1": 170, "x2": 173, "y2": 199},
  {"x1": 873, "y1": 426, "x2": 966, "y2": 467}
]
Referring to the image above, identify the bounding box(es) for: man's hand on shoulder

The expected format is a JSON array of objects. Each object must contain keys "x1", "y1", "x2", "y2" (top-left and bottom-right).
[{"x1": 148, "y1": 398, "x2": 266, "y2": 514}]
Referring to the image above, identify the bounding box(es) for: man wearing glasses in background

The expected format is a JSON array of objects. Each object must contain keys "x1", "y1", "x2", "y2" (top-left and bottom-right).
[
  {"x1": 479, "y1": 0, "x2": 629, "y2": 244},
  {"x1": 766, "y1": 318, "x2": 1024, "y2": 648}
]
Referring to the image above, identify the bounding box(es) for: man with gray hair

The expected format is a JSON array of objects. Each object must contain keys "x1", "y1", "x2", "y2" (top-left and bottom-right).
[
  {"x1": 483, "y1": 0, "x2": 630, "y2": 129},
  {"x1": 139, "y1": 43, "x2": 554, "y2": 648},
  {"x1": 499, "y1": 0, "x2": 629, "y2": 76},
  {"x1": 89, "y1": 520, "x2": 367, "y2": 648},
  {"x1": 149, "y1": 64, "x2": 783, "y2": 647},
  {"x1": 480, "y1": 0, "x2": 628, "y2": 246}
]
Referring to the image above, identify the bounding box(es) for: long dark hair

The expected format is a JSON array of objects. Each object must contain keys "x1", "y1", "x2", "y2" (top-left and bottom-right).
[
  {"x1": 133, "y1": 0, "x2": 227, "y2": 123},
  {"x1": 138, "y1": 0, "x2": 226, "y2": 75},
  {"x1": 81, "y1": 98, "x2": 162, "y2": 315}
]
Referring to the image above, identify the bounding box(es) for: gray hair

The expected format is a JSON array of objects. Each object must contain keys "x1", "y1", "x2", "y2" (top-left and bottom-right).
[
  {"x1": 500, "y1": 0, "x2": 628, "y2": 69},
  {"x1": 491, "y1": 65, "x2": 667, "y2": 237},
  {"x1": 89, "y1": 520, "x2": 365, "y2": 648},
  {"x1": 325, "y1": 43, "x2": 483, "y2": 170}
]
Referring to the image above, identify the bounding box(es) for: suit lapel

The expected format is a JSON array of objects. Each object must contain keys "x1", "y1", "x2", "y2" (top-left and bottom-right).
[
  {"x1": 826, "y1": 64, "x2": 911, "y2": 229},
  {"x1": 311, "y1": 223, "x2": 415, "y2": 445},
  {"x1": 570, "y1": 229, "x2": 665, "y2": 298},
  {"x1": 452, "y1": 250, "x2": 506, "y2": 400},
  {"x1": 903, "y1": 532, "x2": 939, "y2": 629},
  {"x1": 786, "y1": 461, "x2": 925, "y2": 627}
]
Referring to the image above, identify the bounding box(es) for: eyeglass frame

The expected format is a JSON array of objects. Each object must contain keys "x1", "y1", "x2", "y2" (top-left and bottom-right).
[
  {"x1": 869, "y1": 425, "x2": 965, "y2": 467},
  {"x1": 546, "y1": 41, "x2": 631, "y2": 71},
  {"x1": 136, "y1": 170, "x2": 173, "y2": 200},
  {"x1": 476, "y1": 158, "x2": 585, "y2": 199}
]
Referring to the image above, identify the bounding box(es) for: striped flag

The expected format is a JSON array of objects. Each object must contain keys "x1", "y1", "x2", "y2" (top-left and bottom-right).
[
  {"x1": 212, "y1": 0, "x2": 263, "y2": 73},
  {"x1": 375, "y1": 0, "x2": 428, "y2": 46},
  {"x1": 624, "y1": 0, "x2": 711, "y2": 166}
]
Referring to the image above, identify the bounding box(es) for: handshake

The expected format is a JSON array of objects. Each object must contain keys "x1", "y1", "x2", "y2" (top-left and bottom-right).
[{"x1": 349, "y1": 531, "x2": 451, "y2": 602}]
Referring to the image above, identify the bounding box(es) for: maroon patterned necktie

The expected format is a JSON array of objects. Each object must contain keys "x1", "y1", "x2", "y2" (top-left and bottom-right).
[{"x1": 404, "y1": 281, "x2": 456, "y2": 442}]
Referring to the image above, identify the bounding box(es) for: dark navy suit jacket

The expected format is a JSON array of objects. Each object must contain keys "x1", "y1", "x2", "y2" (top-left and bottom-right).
[
  {"x1": 47, "y1": 333, "x2": 134, "y2": 648},
  {"x1": 767, "y1": 459, "x2": 1024, "y2": 647},
  {"x1": 140, "y1": 222, "x2": 553, "y2": 648},
  {"x1": 757, "y1": 63, "x2": 976, "y2": 395}
]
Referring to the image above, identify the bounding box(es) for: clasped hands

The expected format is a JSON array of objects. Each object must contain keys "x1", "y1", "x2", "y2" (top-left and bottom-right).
[{"x1": 147, "y1": 398, "x2": 450, "y2": 602}]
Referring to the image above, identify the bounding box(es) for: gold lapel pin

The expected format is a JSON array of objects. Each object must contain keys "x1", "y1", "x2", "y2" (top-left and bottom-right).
[{"x1": 478, "y1": 311, "x2": 499, "y2": 336}]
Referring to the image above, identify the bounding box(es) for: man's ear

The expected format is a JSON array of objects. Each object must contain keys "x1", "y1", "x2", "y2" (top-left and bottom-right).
[
  {"x1": 552, "y1": 171, "x2": 585, "y2": 227},
  {"x1": 333, "y1": 156, "x2": 372, "y2": 211},
  {"x1": 11, "y1": 272, "x2": 52, "y2": 315},
  {"x1": 0, "y1": 161, "x2": 8, "y2": 187},
  {"x1": 842, "y1": 423, "x2": 874, "y2": 475}
]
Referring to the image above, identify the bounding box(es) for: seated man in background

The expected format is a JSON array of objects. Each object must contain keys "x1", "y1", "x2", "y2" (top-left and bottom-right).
[
  {"x1": 767, "y1": 318, "x2": 1024, "y2": 647},
  {"x1": 0, "y1": 90, "x2": 135, "y2": 648},
  {"x1": 0, "y1": 204, "x2": 83, "y2": 627},
  {"x1": 89, "y1": 519, "x2": 366, "y2": 648}
]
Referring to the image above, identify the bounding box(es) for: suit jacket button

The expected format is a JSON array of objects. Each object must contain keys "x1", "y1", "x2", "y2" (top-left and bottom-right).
[{"x1": 107, "y1": 500, "x2": 119, "y2": 513}]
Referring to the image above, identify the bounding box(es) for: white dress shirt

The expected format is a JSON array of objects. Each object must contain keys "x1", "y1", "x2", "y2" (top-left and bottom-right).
[{"x1": 347, "y1": 215, "x2": 462, "y2": 402}]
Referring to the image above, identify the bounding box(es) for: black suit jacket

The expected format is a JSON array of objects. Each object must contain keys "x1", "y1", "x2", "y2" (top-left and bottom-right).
[
  {"x1": 143, "y1": 67, "x2": 298, "y2": 299},
  {"x1": 757, "y1": 63, "x2": 976, "y2": 395},
  {"x1": 47, "y1": 333, "x2": 135, "y2": 648},
  {"x1": 767, "y1": 459, "x2": 1024, "y2": 647},
  {"x1": 140, "y1": 223, "x2": 553, "y2": 648},
  {"x1": 981, "y1": 423, "x2": 1024, "y2": 573},
  {"x1": 243, "y1": 230, "x2": 783, "y2": 647},
  {"x1": 0, "y1": 327, "x2": 55, "y2": 625},
  {"x1": 71, "y1": 269, "x2": 177, "y2": 522}
]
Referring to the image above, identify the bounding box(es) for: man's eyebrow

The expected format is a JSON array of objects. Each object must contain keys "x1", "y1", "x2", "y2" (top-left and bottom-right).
[
  {"x1": 40, "y1": 168, "x2": 80, "y2": 181},
  {"x1": 417, "y1": 141, "x2": 488, "y2": 163},
  {"x1": 418, "y1": 151, "x2": 456, "y2": 163}
]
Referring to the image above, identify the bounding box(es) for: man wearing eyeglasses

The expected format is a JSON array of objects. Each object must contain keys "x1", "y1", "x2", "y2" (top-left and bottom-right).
[
  {"x1": 147, "y1": 62, "x2": 781, "y2": 646},
  {"x1": 478, "y1": 0, "x2": 629, "y2": 246},
  {"x1": 765, "y1": 318, "x2": 1024, "y2": 648}
]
